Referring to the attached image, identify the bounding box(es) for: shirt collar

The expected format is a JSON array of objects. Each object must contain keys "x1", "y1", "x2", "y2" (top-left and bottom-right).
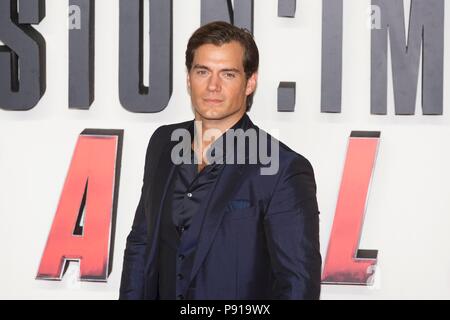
[{"x1": 188, "y1": 113, "x2": 251, "y2": 166}]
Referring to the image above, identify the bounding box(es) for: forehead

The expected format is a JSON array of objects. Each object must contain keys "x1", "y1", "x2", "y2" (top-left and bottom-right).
[{"x1": 192, "y1": 41, "x2": 245, "y2": 69}]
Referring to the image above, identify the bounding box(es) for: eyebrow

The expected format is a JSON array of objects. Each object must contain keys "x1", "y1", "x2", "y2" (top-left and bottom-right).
[{"x1": 192, "y1": 64, "x2": 241, "y2": 74}]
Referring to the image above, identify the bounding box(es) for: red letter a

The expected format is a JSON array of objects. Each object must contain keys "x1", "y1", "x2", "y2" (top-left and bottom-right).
[{"x1": 36, "y1": 129, "x2": 123, "y2": 282}]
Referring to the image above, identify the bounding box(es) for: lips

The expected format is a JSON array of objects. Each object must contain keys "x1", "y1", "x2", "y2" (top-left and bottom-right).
[{"x1": 203, "y1": 98, "x2": 224, "y2": 104}]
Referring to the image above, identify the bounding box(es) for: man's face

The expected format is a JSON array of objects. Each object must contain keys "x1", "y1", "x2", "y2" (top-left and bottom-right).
[{"x1": 187, "y1": 41, "x2": 257, "y2": 121}]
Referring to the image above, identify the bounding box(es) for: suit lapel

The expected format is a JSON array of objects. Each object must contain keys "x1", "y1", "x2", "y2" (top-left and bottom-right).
[
  {"x1": 149, "y1": 141, "x2": 177, "y2": 225},
  {"x1": 188, "y1": 163, "x2": 245, "y2": 284},
  {"x1": 145, "y1": 128, "x2": 187, "y2": 271},
  {"x1": 188, "y1": 116, "x2": 259, "y2": 284}
]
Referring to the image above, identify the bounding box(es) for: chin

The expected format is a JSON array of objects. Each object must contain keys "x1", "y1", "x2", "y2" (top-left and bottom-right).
[
  {"x1": 195, "y1": 103, "x2": 243, "y2": 121},
  {"x1": 199, "y1": 112, "x2": 226, "y2": 121},
  {"x1": 196, "y1": 107, "x2": 227, "y2": 120}
]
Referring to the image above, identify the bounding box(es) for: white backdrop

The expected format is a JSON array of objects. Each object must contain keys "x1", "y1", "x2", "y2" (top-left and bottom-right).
[{"x1": 2, "y1": 0, "x2": 450, "y2": 299}]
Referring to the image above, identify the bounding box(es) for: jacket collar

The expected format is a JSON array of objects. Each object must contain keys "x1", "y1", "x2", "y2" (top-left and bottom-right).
[{"x1": 186, "y1": 113, "x2": 255, "y2": 166}]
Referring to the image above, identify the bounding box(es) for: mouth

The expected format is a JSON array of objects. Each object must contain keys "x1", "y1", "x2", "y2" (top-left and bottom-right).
[{"x1": 203, "y1": 98, "x2": 224, "y2": 105}]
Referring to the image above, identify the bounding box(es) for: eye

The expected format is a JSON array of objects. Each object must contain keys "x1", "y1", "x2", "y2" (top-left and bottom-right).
[
  {"x1": 196, "y1": 69, "x2": 208, "y2": 76},
  {"x1": 223, "y1": 72, "x2": 236, "y2": 79}
]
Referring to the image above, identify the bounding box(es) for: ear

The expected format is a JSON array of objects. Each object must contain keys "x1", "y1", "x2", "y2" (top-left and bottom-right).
[
  {"x1": 186, "y1": 72, "x2": 191, "y2": 94},
  {"x1": 245, "y1": 72, "x2": 258, "y2": 96}
]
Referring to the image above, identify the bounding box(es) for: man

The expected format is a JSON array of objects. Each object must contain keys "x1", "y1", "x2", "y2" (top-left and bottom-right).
[{"x1": 119, "y1": 21, "x2": 321, "y2": 300}]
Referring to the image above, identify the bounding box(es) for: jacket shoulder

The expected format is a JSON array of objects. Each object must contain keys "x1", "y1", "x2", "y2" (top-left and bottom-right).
[
  {"x1": 254, "y1": 124, "x2": 314, "y2": 172},
  {"x1": 143, "y1": 120, "x2": 193, "y2": 178},
  {"x1": 278, "y1": 140, "x2": 314, "y2": 171},
  {"x1": 150, "y1": 120, "x2": 192, "y2": 142}
]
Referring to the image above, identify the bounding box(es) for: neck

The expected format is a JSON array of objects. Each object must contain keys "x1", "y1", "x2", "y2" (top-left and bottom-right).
[
  {"x1": 192, "y1": 109, "x2": 246, "y2": 166},
  {"x1": 195, "y1": 110, "x2": 246, "y2": 135}
]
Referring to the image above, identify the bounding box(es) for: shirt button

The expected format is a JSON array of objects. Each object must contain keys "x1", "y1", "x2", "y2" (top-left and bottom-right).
[
  {"x1": 186, "y1": 192, "x2": 193, "y2": 198},
  {"x1": 177, "y1": 294, "x2": 184, "y2": 300},
  {"x1": 178, "y1": 254, "x2": 185, "y2": 261},
  {"x1": 177, "y1": 273, "x2": 184, "y2": 280}
]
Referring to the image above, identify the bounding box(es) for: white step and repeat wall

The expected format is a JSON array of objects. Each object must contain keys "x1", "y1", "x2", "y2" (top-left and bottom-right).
[{"x1": 2, "y1": 0, "x2": 450, "y2": 299}]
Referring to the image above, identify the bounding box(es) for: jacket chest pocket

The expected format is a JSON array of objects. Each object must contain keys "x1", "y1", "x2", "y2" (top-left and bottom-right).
[{"x1": 223, "y1": 205, "x2": 259, "y2": 221}]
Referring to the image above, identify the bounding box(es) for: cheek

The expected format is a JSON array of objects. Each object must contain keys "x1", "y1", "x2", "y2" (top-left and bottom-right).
[
  {"x1": 234, "y1": 85, "x2": 248, "y2": 99},
  {"x1": 189, "y1": 85, "x2": 202, "y2": 99},
  {"x1": 227, "y1": 81, "x2": 244, "y2": 94},
  {"x1": 191, "y1": 81, "x2": 207, "y2": 95}
]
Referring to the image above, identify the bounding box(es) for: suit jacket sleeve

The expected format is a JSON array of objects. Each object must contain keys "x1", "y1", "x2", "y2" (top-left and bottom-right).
[
  {"x1": 263, "y1": 154, "x2": 322, "y2": 300},
  {"x1": 119, "y1": 126, "x2": 165, "y2": 300}
]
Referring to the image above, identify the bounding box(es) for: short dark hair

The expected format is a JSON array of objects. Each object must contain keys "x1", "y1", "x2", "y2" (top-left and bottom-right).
[{"x1": 185, "y1": 21, "x2": 259, "y2": 111}]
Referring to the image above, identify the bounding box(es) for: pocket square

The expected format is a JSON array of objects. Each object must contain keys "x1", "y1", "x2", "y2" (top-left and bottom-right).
[{"x1": 227, "y1": 199, "x2": 252, "y2": 210}]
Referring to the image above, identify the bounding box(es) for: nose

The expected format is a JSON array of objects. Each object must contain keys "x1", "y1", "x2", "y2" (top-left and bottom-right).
[{"x1": 207, "y1": 73, "x2": 221, "y2": 92}]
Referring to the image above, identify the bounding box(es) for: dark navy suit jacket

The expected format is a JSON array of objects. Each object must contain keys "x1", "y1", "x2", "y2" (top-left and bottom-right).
[{"x1": 119, "y1": 116, "x2": 321, "y2": 299}]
